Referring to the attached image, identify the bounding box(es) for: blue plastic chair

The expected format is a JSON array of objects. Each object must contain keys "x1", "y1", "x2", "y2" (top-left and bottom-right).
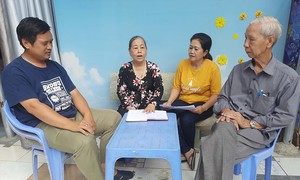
[
  {"x1": 3, "y1": 101, "x2": 66, "y2": 180},
  {"x1": 233, "y1": 128, "x2": 282, "y2": 180}
]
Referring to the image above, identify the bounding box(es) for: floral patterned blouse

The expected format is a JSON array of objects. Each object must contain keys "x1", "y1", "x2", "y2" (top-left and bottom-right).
[{"x1": 117, "y1": 61, "x2": 164, "y2": 110}]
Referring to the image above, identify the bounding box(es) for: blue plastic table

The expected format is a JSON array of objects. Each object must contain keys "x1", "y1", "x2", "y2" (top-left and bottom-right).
[{"x1": 105, "y1": 112, "x2": 182, "y2": 180}]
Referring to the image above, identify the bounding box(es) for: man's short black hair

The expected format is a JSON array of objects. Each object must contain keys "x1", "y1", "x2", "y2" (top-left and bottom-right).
[{"x1": 16, "y1": 17, "x2": 50, "y2": 49}]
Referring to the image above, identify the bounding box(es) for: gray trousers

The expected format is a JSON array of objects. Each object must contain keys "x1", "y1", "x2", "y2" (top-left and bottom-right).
[
  {"x1": 36, "y1": 108, "x2": 121, "y2": 180},
  {"x1": 194, "y1": 122, "x2": 267, "y2": 180}
]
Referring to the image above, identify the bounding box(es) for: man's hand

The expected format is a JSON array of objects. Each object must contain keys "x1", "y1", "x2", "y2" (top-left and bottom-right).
[
  {"x1": 216, "y1": 109, "x2": 243, "y2": 130},
  {"x1": 222, "y1": 111, "x2": 248, "y2": 128},
  {"x1": 217, "y1": 109, "x2": 251, "y2": 130},
  {"x1": 70, "y1": 120, "x2": 95, "y2": 136},
  {"x1": 82, "y1": 115, "x2": 96, "y2": 132},
  {"x1": 216, "y1": 108, "x2": 233, "y2": 123}
]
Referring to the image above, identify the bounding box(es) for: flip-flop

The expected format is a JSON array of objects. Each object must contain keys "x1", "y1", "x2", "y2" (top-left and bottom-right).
[
  {"x1": 114, "y1": 170, "x2": 135, "y2": 180},
  {"x1": 181, "y1": 155, "x2": 187, "y2": 163},
  {"x1": 186, "y1": 149, "x2": 196, "y2": 170}
]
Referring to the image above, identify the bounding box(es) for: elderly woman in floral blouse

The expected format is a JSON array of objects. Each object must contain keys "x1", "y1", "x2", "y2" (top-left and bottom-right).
[{"x1": 117, "y1": 36, "x2": 164, "y2": 116}]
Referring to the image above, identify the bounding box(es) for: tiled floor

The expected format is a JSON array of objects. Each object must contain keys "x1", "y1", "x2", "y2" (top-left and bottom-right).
[{"x1": 0, "y1": 137, "x2": 300, "y2": 180}]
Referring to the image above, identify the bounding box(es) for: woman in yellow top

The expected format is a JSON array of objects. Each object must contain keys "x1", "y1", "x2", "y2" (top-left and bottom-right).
[{"x1": 164, "y1": 33, "x2": 221, "y2": 170}]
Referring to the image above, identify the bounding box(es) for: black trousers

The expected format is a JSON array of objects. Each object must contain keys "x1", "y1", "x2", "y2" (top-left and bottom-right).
[{"x1": 165, "y1": 100, "x2": 213, "y2": 154}]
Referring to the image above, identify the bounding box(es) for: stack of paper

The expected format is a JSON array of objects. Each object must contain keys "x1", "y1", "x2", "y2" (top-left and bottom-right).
[
  {"x1": 126, "y1": 110, "x2": 168, "y2": 122},
  {"x1": 159, "y1": 104, "x2": 196, "y2": 110}
]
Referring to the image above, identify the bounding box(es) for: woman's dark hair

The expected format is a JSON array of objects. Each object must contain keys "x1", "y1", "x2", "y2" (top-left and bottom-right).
[
  {"x1": 190, "y1": 33, "x2": 213, "y2": 60},
  {"x1": 128, "y1": 35, "x2": 147, "y2": 50},
  {"x1": 16, "y1": 17, "x2": 50, "y2": 49}
]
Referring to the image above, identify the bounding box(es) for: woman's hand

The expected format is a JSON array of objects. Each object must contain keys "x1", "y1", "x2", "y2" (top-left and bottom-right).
[
  {"x1": 191, "y1": 105, "x2": 205, "y2": 114},
  {"x1": 126, "y1": 106, "x2": 136, "y2": 111},
  {"x1": 161, "y1": 101, "x2": 172, "y2": 110},
  {"x1": 163, "y1": 101, "x2": 172, "y2": 106},
  {"x1": 144, "y1": 103, "x2": 155, "y2": 113}
]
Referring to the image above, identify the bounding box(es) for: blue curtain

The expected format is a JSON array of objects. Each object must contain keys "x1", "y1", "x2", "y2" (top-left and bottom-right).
[{"x1": 283, "y1": 0, "x2": 300, "y2": 70}]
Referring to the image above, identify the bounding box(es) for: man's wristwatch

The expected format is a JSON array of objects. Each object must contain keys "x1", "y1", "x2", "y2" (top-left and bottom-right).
[{"x1": 249, "y1": 120, "x2": 257, "y2": 129}]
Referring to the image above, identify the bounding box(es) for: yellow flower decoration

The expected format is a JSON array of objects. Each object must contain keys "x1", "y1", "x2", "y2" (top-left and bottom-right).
[
  {"x1": 232, "y1": 34, "x2": 239, "y2": 40},
  {"x1": 240, "y1": 13, "x2": 247, "y2": 20},
  {"x1": 217, "y1": 55, "x2": 228, "y2": 65},
  {"x1": 256, "y1": 10, "x2": 263, "y2": 18},
  {"x1": 215, "y1": 17, "x2": 226, "y2": 28},
  {"x1": 238, "y1": 58, "x2": 244, "y2": 64}
]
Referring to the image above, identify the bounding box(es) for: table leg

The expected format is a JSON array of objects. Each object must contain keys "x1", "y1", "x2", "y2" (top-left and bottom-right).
[
  {"x1": 105, "y1": 151, "x2": 116, "y2": 180},
  {"x1": 166, "y1": 152, "x2": 182, "y2": 180}
]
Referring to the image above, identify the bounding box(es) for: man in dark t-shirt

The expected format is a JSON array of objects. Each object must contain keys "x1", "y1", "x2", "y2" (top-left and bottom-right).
[{"x1": 2, "y1": 17, "x2": 134, "y2": 180}]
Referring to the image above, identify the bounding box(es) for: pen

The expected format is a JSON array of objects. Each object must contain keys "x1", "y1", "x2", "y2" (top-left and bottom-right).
[
  {"x1": 258, "y1": 89, "x2": 263, "y2": 97},
  {"x1": 258, "y1": 89, "x2": 270, "y2": 97}
]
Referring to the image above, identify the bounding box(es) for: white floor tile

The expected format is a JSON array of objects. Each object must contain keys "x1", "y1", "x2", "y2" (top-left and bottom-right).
[
  {"x1": 274, "y1": 157, "x2": 300, "y2": 176},
  {"x1": 144, "y1": 158, "x2": 170, "y2": 169},
  {"x1": 142, "y1": 152, "x2": 200, "y2": 172},
  {"x1": 0, "y1": 145, "x2": 29, "y2": 161},
  {"x1": 126, "y1": 158, "x2": 197, "y2": 179},
  {"x1": 258, "y1": 159, "x2": 286, "y2": 176},
  {"x1": 181, "y1": 161, "x2": 191, "y2": 171},
  {"x1": 272, "y1": 151, "x2": 284, "y2": 157},
  {"x1": 0, "y1": 161, "x2": 33, "y2": 180},
  {"x1": 182, "y1": 169, "x2": 196, "y2": 180},
  {"x1": 117, "y1": 167, "x2": 171, "y2": 180},
  {"x1": 13, "y1": 140, "x2": 22, "y2": 146},
  {"x1": 0, "y1": 139, "x2": 299, "y2": 179},
  {"x1": 17, "y1": 150, "x2": 47, "y2": 164},
  {"x1": 233, "y1": 174, "x2": 242, "y2": 180}
]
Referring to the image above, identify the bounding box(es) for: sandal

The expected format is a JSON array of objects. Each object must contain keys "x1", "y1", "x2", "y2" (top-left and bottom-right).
[
  {"x1": 114, "y1": 170, "x2": 135, "y2": 180},
  {"x1": 185, "y1": 149, "x2": 196, "y2": 170},
  {"x1": 181, "y1": 154, "x2": 187, "y2": 163}
]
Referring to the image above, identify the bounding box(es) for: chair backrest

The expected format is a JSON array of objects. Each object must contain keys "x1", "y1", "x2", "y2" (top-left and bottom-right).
[{"x1": 3, "y1": 101, "x2": 48, "y2": 148}]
